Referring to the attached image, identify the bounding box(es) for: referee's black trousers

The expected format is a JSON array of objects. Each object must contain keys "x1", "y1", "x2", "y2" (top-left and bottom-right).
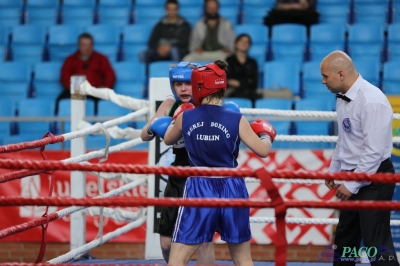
[{"x1": 333, "y1": 158, "x2": 398, "y2": 265}]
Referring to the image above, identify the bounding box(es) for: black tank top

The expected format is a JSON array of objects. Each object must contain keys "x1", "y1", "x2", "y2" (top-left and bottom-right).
[{"x1": 168, "y1": 101, "x2": 190, "y2": 166}]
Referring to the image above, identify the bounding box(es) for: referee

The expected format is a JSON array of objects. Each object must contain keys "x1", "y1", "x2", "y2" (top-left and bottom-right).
[{"x1": 320, "y1": 51, "x2": 398, "y2": 266}]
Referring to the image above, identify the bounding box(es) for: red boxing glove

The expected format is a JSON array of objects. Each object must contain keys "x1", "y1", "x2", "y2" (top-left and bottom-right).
[
  {"x1": 172, "y1": 102, "x2": 195, "y2": 120},
  {"x1": 250, "y1": 119, "x2": 277, "y2": 143}
]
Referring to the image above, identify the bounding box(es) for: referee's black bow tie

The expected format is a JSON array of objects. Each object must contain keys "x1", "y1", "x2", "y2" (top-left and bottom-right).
[{"x1": 336, "y1": 94, "x2": 351, "y2": 102}]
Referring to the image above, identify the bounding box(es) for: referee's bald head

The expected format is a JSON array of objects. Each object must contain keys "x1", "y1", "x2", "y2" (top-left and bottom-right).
[{"x1": 321, "y1": 50, "x2": 356, "y2": 74}]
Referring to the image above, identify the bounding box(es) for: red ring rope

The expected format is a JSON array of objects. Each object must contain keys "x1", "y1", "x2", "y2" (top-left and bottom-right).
[{"x1": 0, "y1": 135, "x2": 64, "y2": 154}]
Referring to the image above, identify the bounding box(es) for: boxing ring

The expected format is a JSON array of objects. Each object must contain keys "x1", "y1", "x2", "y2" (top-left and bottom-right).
[{"x1": 0, "y1": 76, "x2": 400, "y2": 266}]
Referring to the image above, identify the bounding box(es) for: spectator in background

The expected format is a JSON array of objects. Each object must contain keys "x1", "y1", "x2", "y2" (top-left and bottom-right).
[
  {"x1": 182, "y1": 0, "x2": 235, "y2": 62},
  {"x1": 56, "y1": 33, "x2": 116, "y2": 115},
  {"x1": 225, "y1": 34, "x2": 261, "y2": 107},
  {"x1": 140, "y1": 0, "x2": 191, "y2": 66},
  {"x1": 264, "y1": 0, "x2": 319, "y2": 34}
]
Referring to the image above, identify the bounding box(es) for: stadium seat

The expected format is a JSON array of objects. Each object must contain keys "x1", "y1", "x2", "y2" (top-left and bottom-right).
[
  {"x1": 0, "y1": 100, "x2": 14, "y2": 138},
  {"x1": 26, "y1": 0, "x2": 59, "y2": 8},
  {"x1": 33, "y1": 62, "x2": 63, "y2": 101},
  {"x1": 98, "y1": 0, "x2": 132, "y2": 7},
  {"x1": 0, "y1": 8, "x2": 22, "y2": 28},
  {"x1": 48, "y1": 25, "x2": 84, "y2": 62},
  {"x1": 235, "y1": 24, "x2": 269, "y2": 45},
  {"x1": 113, "y1": 61, "x2": 145, "y2": 85},
  {"x1": 0, "y1": 62, "x2": 31, "y2": 100},
  {"x1": 0, "y1": 26, "x2": 9, "y2": 60},
  {"x1": 178, "y1": 0, "x2": 203, "y2": 7},
  {"x1": 218, "y1": 0, "x2": 240, "y2": 7},
  {"x1": 242, "y1": 5, "x2": 272, "y2": 25},
  {"x1": 293, "y1": 99, "x2": 333, "y2": 149},
  {"x1": 97, "y1": 100, "x2": 131, "y2": 128},
  {"x1": 85, "y1": 25, "x2": 120, "y2": 62},
  {"x1": 353, "y1": 60, "x2": 381, "y2": 87},
  {"x1": 219, "y1": 6, "x2": 239, "y2": 25},
  {"x1": 0, "y1": 45, "x2": 5, "y2": 61},
  {"x1": 62, "y1": 0, "x2": 96, "y2": 7},
  {"x1": 302, "y1": 61, "x2": 333, "y2": 99},
  {"x1": 388, "y1": 23, "x2": 400, "y2": 61},
  {"x1": 57, "y1": 98, "x2": 95, "y2": 133},
  {"x1": 134, "y1": 7, "x2": 164, "y2": 25},
  {"x1": 383, "y1": 61, "x2": 400, "y2": 95},
  {"x1": 317, "y1": 5, "x2": 349, "y2": 24},
  {"x1": 61, "y1": 7, "x2": 94, "y2": 26},
  {"x1": 354, "y1": 0, "x2": 389, "y2": 8},
  {"x1": 0, "y1": 0, "x2": 23, "y2": 8},
  {"x1": 271, "y1": 24, "x2": 307, "y2": 63},
  {"x1": 179, "y1": 7, "x2": 202, "y2": 26},
  {"x1": 263, "y1": 61, "x2": 301, "y2": 96},
  {"x1": 25, "y1": 7, "x2": 59, "y2": 26},
  {"x1": 244, "y1": 0, "x2": 275, "y2": 8},
  {"x1": 122, "y1": 24, "x2": 152, "y2": 61},
  {"x1": 393, "y1": 1, "x2": 400, "y2": 23},
  {"x1": 225, "y1": 98, "x2": 252, "y2": 108},
  {"x1": 149, "y1": 61, "x2": 176, "y2": 78},
  {"x1": 135, "y1": 0, "x2": 165, "y2": 7},
  {"x1": 309, "y1": 23, "x2": 346, "y2": 62},
  {"x1": 115, "y1": 83, "x2": 144, "y2": 99},
  {"x1": 11, "y1": 25, "x2": 46, "y2": 63},
  {"x1": 248, "y1": 44, "x2": 267, "y2": 72},
  {"x1": 17, "y1": 99, "x2": 54, "y2": 136},
  {"x1": 98, "y1": 7, "x2": 131, "y2": 26},
  {"x1": 317, "y1": 0, "x2": 351, "y2": 6},
  {"x1": 354, "y1": 4, "x2": 388, "y2": 25},
  {"x1": 348, "y1": 23, "x2": 384, "y2": 63}
]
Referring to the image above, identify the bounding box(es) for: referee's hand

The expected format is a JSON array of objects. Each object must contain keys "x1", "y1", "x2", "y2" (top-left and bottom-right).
[
  {"x1": 335, "y1": 184, "x2": 352, "y2": 201},
  {"x1": 325, "y1": 180, "x2": 337, "y2": 190}
]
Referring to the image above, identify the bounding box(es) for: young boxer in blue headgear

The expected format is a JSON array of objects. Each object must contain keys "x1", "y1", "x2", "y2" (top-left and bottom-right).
[{"x1": 140, "y1": 62, "x2": 215, "y2": 265}]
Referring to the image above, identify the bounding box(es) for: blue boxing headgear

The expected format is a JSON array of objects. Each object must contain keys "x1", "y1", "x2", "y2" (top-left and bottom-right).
[{"x1": 169, "y1": 62, "x2": 200, "y2": 101}]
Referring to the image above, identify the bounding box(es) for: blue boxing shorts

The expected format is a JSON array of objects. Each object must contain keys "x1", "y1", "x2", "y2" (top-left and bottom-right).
[{"x1": 171, "y1": 177, "x2": 252, "y2": 244}]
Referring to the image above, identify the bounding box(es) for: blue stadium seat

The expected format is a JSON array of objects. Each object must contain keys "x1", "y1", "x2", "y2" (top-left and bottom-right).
[
  {"x1": 242, "y1": 5, "x2": 272, "y2": 25},
  {"x1": 17, "y1": 99, "x2": 54, "y2": 136},
  {"x1": 98, "y1": 0, "x2": 132, "y2": 7},
  {"x1": 248, "y1": 44, "x2": 267, "y2": 71},
  {"x1": 98, "y1": 7, "x2": 131, "y2": 26},
  {"x1": 33, "y1": 62, "x2": 63, "y2": 101},
  {"x1": 263, "y1": 61, "x2": 301, "y2": 96},
  {"x1": 0, "y1": 100, "x2": 14, "y2": 139},
  {"x1": 353, "y1": 60, "x2": 381, "y2": 87},
  {"x1": 218, "y1": 0, "x2": 240, "y2": 6},
  {"x1": 26, "y1": 0, "x2": 59, "y2": 8},
  {"x1": 48, "y1": 25, "x2": 83, "y2": 62},
  {"x1": 178, "y1": 0, "x2": 203, "y2": 7},
  {"x1": 235, "y1": 24, "x2": 269, "y2": 45},
  {"x1": 0, "y1": 0, "x2": 23, "y2": 8},
  {"x1": 97, "y1": 100, "x2": 130, "y2": 129},
  {"x1": 293, "y1": 99, "x2": 333, "y2": 149},
  {"x1": 57, "y1": 98, "x2": 95, "y2": 133},
  {"x1": 25, "y1": 7, "x2": 59, "y2": 26},
  {"x1": 388, "y1": 23, "x2": 400, "y2": 61},
  {"x1": 393, "y1": 2, "x2": 400, "y2": 23},
  {"x1": 348, "y1": 23, "x2": 384, "y2": 63},
  {"x1": 0, "y1": 26, "x2": 9, "y2": 60},
  {"x1": 317, "y1": 0, "x2": 351, "y2": 6},
  {"x1": 354, "y1": 4, "x2": 388, "y2": 25},
  {"x1": 113, "y1": 61, "x2": 145, "y2": 85},
  {"x1": 134, "y1": 7, "x2": 164, "y2": 25},
  {"x1": 61, "y1": 7, "x2": 94, "y2": 26},
  {"x1": 0, "y1": 62, "x2": 31, "y2": 100},
  {"x1": 62, "y1": 0, "x2": 96, "y2": 7},
  {"x1": 317, "y1": 5, "x2": 350, "y2": 24},
  {"x1": 115, "y1": 83, "x2": 144, "y2": 99},
  {"x1": 302, "y1": 61, "x2": 333, "y2": 99},
  {"x1": 135, "y1": 0, "x2": 165, "y2": 7},
  {"x1": 149, "y1": 61, "x2": 176, "y2": 77},
  {"x1": 0, "y1": 8, "x2": 22, "y2": 28},
  {"x1": 225, "y1": 98, "x2": 252, "y2": 108},
  {"x1": 354, "y1": 0, "x2": 389, "y2": 8},
  {"x1": 11, "y1": 25, "x2": 46, "y2": 63},
  {"x1": 122, "y1": 24, "x2": 153, "y2": 61},
  {"x1": 309, "y1": 23, "x2": 346, "y2": 62},
  {"x1": 179, "y1": 7, "x2": 202, "y2": 26},
  {"x1": 383, "y1": 61, "x2": 400, "y2": 95},
  {"x1": 0, "y1": 45, "x2": 5, "y2": 61},
  {"x1": 271, "y1": 24, "x2": 307, "y2": 63},
  {"x1": 219, "y1": 6, "x2": 239, "y2": 25},
  {"x1": 85, "y1": 25, "x2": 120, "y2": 62},
  {"x1": 244, "y1": 0, "x2": 275, "y2": 8}
]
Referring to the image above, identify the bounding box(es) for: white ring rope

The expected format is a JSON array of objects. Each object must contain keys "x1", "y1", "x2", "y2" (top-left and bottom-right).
[
  {"x1": 62, "y1": 107, "x2": 149, "y2": 141},
  {"x1": 249, "y1": 217, "x2": 400, "y2": 226},
  {"x1": 77, "y1": 120, "x2": 142, "y2": 139},
  {"x1": 245, "y1": 177, "x2": 328, "y2": 185},
  {"x1": 84, "y1": 207, "x2": 146, "y2": 222},
  {"x1": 47, "y1": 216, "x2": 147, "y2": 264},
  {"x1": 55, "y1": 177, "x2": 147, "y2": 219},
  {"x1": 79, "y1": 80, "x2": 149, "y2": 111}
]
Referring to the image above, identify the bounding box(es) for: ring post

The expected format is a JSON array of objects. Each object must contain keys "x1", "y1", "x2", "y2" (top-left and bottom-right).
[{"x1": 70, "y1": 75, "x2": 87, "y2": 251}]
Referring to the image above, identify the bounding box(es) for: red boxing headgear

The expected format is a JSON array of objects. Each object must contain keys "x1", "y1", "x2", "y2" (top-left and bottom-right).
[{"x1": 191, "y1": 63, "x2": 227, "y2": 106}]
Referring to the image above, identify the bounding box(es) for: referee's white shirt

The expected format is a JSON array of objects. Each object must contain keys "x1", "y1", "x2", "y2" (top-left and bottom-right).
[{"x1": 328, "y1": 74, "x2": 393, "y2": 194}]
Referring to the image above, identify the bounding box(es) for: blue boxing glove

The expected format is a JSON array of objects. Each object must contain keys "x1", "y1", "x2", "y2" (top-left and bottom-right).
[
  {"x1": 147, "y1": 116, "x2": 172, "y2": 139},
  {"x1": 224, "y1": 101, "x2": 240, "y2": 113}
]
